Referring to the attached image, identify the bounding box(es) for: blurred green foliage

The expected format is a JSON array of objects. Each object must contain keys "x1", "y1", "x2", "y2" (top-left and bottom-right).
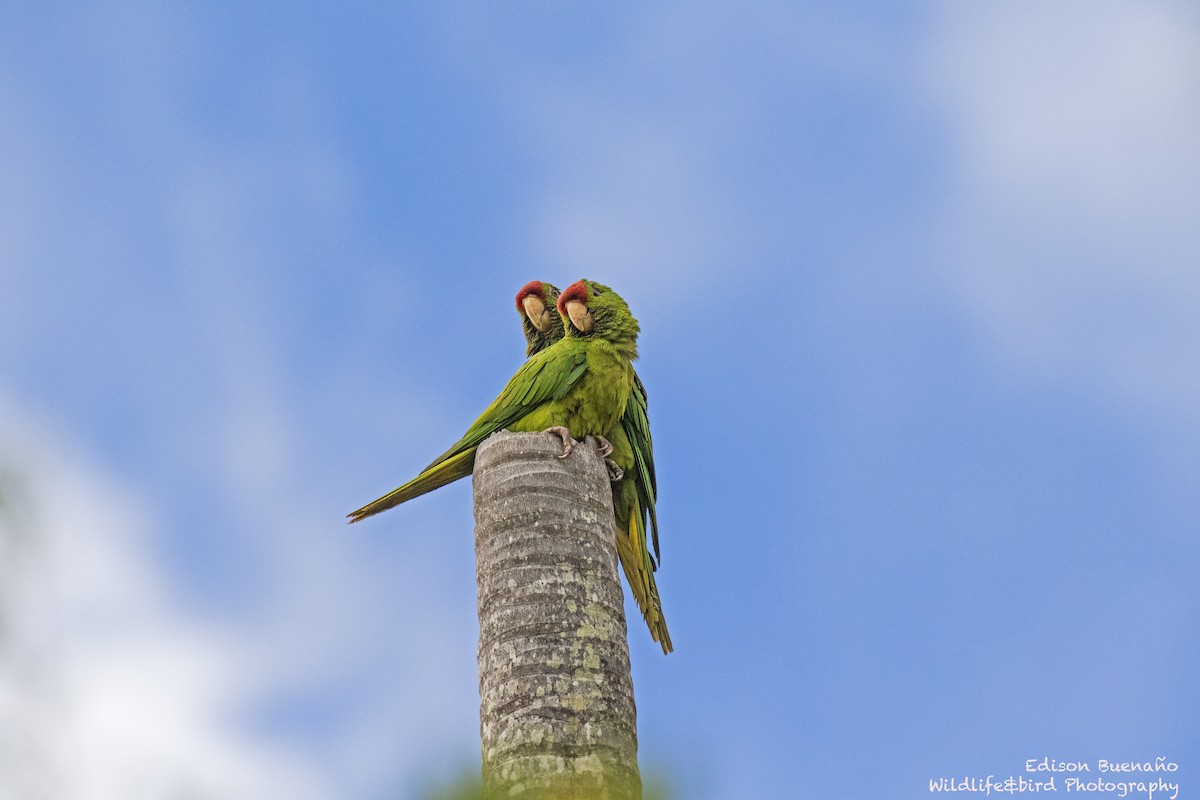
[{"x1": 418, "y1": 765, "x2": 673, "y2": 800}]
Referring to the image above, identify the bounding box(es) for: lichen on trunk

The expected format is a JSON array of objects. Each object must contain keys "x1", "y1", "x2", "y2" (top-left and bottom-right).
[{"x1": 473, "y1": 430, "x2": 641, "y2": 800}]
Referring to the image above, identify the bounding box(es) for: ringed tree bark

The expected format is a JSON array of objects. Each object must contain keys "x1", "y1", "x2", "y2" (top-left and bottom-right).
[{"x1": 473, "y1": 430, "x2": 641, "y2": 800}]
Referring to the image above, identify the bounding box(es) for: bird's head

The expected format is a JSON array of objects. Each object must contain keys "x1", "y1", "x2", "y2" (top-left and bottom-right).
[
  {"x1": 557, "y1": 279, "x2": 639, "y2": 356},
  {"x1": 516, "y1": 280, "x2": 563, "y2": 356}
]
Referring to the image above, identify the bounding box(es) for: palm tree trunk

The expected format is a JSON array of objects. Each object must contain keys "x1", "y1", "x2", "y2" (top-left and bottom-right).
[{"x1": 473, "y1": 430, "x2": 641, "y2": 800}]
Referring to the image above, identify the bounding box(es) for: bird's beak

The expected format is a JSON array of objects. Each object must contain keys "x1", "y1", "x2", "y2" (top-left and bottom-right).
[
  {"x1": 522, "y1": 294, "x2": 553, "y2": 332},
  {"x1": 565, "y1": 300, "x2": 593, "y2": 333}
]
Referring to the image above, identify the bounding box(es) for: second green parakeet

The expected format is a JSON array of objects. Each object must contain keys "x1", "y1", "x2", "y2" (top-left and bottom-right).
[{"x1": 515, "y1": 280, "x2": 562, "y2": 357}]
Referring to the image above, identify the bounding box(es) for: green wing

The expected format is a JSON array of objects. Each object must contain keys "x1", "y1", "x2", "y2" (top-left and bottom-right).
[
  {"x1": 426, "y1": 343, "x2": 587, "y2": 468},
  {"x1": 348, "y1": 343, "x2": 589, "y2": 523},
  {"x1": 622, "y1": 373, "x2": 659, "y2": 564}
]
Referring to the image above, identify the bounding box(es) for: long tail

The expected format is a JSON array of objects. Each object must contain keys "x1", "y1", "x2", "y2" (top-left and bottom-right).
[
  {"x1": 615, "y1": 501, "x2": 672, "y2": 654},
  {"x1": 347, "y1": 449, "x2": 476, "y2": 523}
]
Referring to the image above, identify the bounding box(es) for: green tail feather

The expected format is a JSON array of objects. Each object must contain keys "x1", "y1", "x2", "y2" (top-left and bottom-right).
[
  {"x1": 347, "y1": 449, "x2": 476, "y2": 523},
  {"x1": 616, "y1": 500, "x2": 672, "y2": 654}
]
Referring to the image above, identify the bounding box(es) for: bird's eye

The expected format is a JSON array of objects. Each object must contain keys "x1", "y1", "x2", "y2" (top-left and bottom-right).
[{"x1": 591, "y1": 288, "x2": 601, "y2": 297}]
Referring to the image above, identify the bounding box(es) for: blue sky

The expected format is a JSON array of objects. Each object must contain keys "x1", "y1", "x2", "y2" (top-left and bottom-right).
[{"x1": 1, "y1": 3, "x2": 1197, "y2": 798}]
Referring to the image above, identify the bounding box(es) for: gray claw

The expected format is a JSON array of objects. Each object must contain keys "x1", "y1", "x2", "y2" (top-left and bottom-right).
[
  {"x1": 604, "y1": 457, "x2": 624, "y2": 481},
  {"x1": 546, "y1": 426, "x2": 576, "y2": 458},
  {"x1": 594, "y1": 435, "x2": 614, "y2": 458}
]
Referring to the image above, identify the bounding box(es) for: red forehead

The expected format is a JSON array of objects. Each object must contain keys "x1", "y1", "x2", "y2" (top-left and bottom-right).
[
  {"x1": 515, "y1": 280, "x2": 545, "y2": 311},
  {"x1": 557, "y1": 281, "x2": 588, "y2": 315}
]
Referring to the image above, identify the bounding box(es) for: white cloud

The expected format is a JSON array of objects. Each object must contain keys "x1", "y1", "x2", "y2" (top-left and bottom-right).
[
  {"x1": 929, "y1": 1, "x2": 1200, "y2": 230},
  {"x1": 923, "y1": 0, "x2": 1200, "y2": 426},
  {"x1": 0, "y1": 396, "x2": 476, "y2": 799},
  {"x1": 0, "y1": 6, "x2": 481, "y2": 795},
  {"x1": 0, "y1": 400, "x2": 332, "y2": 800}
]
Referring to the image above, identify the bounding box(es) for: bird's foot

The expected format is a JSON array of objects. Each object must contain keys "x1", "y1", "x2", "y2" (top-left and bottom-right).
[
  {"x1": 589, "y1": 435, "x2": 620, "y2": 478},
  {"x1": 593, "y1": 435, "x2": 614, "y2": 458},
  {"x1": 604, "y1": 457, "x2": 624, "y2": 482},
  {"x1": 546, "y1": 426, "x2": 576, "y2": 458}
]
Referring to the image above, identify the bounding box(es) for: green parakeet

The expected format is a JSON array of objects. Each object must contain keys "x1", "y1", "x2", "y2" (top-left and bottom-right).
[
  {"x1": 520, "y1": 280, "x2": 671, "y2": 654},
  {"x1": 347, "y1": 279, "x2": 636, "y2": 524}
]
